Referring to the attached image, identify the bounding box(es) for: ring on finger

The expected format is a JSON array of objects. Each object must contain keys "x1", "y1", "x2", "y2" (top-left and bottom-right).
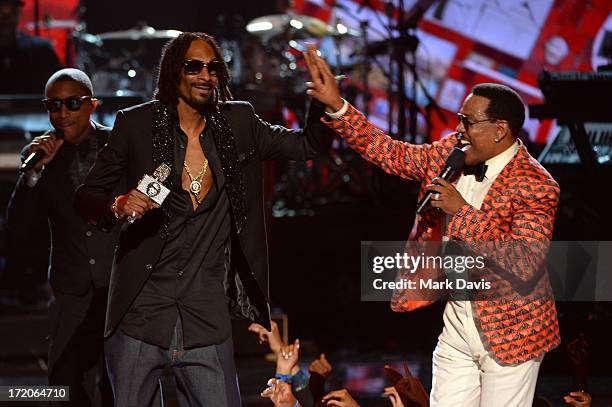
[{"x1": 433, "y1": 193, "x2": 440, "y2": 200}]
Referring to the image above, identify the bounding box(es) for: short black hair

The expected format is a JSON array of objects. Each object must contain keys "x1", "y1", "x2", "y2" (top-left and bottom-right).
[
  {"x1": 45, "y1": 68, "x2": 93, "y2": 96},
  {"x1": 471, "y1": 83, "x2": 525, "y2": 136},
  {"x1": 154, "y1": 32, "x2": 232, "y2": 109}
]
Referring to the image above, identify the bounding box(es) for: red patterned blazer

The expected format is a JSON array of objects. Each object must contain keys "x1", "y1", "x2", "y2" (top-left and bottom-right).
[{"x1": 322, "y1": 103, "x2": 561, "y2": 365}]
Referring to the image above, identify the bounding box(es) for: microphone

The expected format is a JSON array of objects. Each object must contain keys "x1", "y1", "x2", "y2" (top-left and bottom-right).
[
  {"x1": 126, "y1": 163, "x2": 172, "y2": 223},
  {"x1": 415, "y1": 147, "x2": 466, "y2": 214},
  {"x1": 19, "y1": 130, "x2": 65, "y2": 173}
]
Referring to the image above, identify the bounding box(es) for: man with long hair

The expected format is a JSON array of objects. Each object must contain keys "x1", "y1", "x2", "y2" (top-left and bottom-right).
[{"x1": 75, "y1": 32, "x2": 334, "y2": 405}]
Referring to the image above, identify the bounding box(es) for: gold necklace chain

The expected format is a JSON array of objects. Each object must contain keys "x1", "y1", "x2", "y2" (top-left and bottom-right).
[{"x1": 183, "y1": 158, "x2": 209, "y2": 204}]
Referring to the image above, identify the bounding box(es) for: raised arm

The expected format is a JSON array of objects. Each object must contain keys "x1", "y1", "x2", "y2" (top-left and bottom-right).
[
  {"x1": 303, "y1": 45, "x2": 448, "y2": 182},
  {"x1": 249, "y1": 100, "x2": 334, "y2": 161}
]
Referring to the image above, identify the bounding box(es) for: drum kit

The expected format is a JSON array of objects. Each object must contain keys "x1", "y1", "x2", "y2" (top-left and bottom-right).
[
  {"x1": 69, "y1": 24, "x2": 182, "y2": 97},
  {"x1": 70, "y1": 14, "x2": 360, "y2": 106}
]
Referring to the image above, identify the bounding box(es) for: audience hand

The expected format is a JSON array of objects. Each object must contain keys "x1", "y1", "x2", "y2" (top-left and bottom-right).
[
  {"x1": 322, "y1": 389, "x2": 360, "y2": 407},
  {"x1": 384, "y1": 364, "x2": 429, "y2": 407},
  {"x1": 309, "y1": 353, "x2": 332, "y2": 380},
  {"x1": 261, "y1": 378, "x2": 299, "y2": 407},
  {"x1": 564, "y1": 391, "x2": 591, "y2": 407},
  {"x1": 277, "y1": 338, "x2": 300, "y2": 375},
  {"x1": 248, "y1": 320, "x2": 283, "y2": 355},
  {"x1": 383, "y1": 386, "x2": 406, "y2": 407}
]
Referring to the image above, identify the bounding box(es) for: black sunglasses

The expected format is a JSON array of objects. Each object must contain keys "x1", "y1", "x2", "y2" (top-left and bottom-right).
[
  {"x1": 457, "y1": 112, "x2": 497, "y2": 130},
  {"x1": 42, "y1": 96, "x2": 93, "y2": 113},
  {"x1": 183, "y1": 59, "x2": 224, "y2": 76}
]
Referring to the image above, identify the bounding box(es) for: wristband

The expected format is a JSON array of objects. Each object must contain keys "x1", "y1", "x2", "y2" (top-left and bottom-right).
[
  {"x1": 290, "y1": 369, "x2": 310, "y2": 392},
  {"x1": 325, "y1": 98, "x2": 348, "y2": 119},
  {"x1": 274, "y1": 372, "x2": 293, "y2": 383}
]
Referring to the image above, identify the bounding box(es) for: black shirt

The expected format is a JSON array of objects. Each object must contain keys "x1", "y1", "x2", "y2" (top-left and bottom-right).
[{"x1": 120, "y1": 120, "x2": 233, "y2": 349}]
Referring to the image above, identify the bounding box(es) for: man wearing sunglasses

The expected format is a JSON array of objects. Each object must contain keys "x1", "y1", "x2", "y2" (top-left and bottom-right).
[
  {"x1": 74, "y1": 32, "x2": 334, "y2": 406},
  {"x1": 303, "y1": 47, "x2": 560, "y2": 406},
  {"x1": 7, "y1": 68, "x2": 118, "y2": 406}
]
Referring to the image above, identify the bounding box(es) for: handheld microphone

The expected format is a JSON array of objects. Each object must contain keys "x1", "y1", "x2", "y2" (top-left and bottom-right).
[
  {"x1": 126, "y1": 163, "x2": 172, "y2": 223},
  {"x1": 415, "y1": 147, "x2": 466, "y2": 214},
  {"x1": 19, "y1": 130, "x2": 65, "y2": 173}
]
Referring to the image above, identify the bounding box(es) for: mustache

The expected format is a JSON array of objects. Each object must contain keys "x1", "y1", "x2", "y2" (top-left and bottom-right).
[{"x1": 192, "y1": 81, "x2": 214, "y2": 88}]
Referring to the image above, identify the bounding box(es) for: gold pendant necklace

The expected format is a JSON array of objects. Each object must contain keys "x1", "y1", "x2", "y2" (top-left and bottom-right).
[{"x1": 183, "y1": 158, "x2": 209, "y2": 204}]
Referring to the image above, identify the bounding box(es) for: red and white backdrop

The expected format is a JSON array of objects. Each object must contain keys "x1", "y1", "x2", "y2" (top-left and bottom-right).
[
  {"x1": 18, "y1": 0, "x2": 612, "y2": 144},
  {"x1": 17, "y1": 0, "x2": 79, "y2": 65},
  {"x1": 290, "y1": 0, "x2": 611, "y2": 144}
]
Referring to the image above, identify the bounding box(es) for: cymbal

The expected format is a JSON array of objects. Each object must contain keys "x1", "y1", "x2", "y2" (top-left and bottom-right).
[
  {"x1": 246, "y1": 14, "x2": 330, "y2": 40},
  {"x1": 24, "y1": 20, "x2": 77, "y2": 30},
  {"x1": 97, "y1": 26, "x2": 182, "y2": 41}
]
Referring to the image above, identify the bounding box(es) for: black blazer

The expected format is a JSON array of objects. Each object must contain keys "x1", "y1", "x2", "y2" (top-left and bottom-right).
[
  {"x1": 7, "y1": 122, "x2": 121, "y2": 295},
  {"x1": 74, "y1": 100, "x2": 334, "y2": 337}
]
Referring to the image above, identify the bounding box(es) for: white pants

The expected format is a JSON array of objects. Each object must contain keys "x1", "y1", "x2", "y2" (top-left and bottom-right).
[{"x1": 430, "y1": 301, "x2": 542, "y2": 407}]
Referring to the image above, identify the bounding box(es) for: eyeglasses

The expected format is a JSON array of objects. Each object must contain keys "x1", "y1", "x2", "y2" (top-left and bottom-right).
[
  {"x1": 42, "y1": 96, "x2": 93, "y2": 113},
  {"x1": 457, "y1": 113, "x2": 497, "y2": 130},
  {"x1": 182, "y1": 60, "x2": 224, "y2": 76}
]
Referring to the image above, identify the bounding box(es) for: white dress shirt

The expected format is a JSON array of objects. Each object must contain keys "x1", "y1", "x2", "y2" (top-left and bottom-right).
[{"x1": 443, "y1": 141, "x2": 519, "y2": 240}]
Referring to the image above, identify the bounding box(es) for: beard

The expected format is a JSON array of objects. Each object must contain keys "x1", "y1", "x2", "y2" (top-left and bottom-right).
[{"x1": 186, "y1": 85, "x2": 217, "y2": 113}]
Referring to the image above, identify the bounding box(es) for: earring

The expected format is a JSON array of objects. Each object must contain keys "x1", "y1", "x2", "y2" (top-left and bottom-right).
[{"x1": 494, "y1": 138, "x2": 499, "y2": 143}]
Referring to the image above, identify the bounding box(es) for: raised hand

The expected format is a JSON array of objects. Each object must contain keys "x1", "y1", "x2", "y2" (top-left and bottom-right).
[
  {"x1": 261, "y1": 378, "x2": 299, "y2": 407},
  {"x1": 384, "y1": 364, "x2": 429, "y2": 407},
  {"x1": 248, "y1": 320, "x2": 283, "y2": 355},
  {"x1": 322, "y1": 389, "x2": 360, "y2": 407},
  {"x1": 277, "y1": 338, "x2": 300, "y2": 375},
  {"x1": 383, "y1": 386, "x2": 406, "y2": 407},
  {"x1": 303, "y1": 44, "x2": 344, "y2": 112},
  {"x1": 564, "y1": 391, "x2": 592, "y2": 407},
  {"x1": 309, "y1": 353, "x2": 332, "y2": 380}
]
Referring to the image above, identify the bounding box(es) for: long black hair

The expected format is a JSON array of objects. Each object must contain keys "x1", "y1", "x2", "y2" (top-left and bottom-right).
[{"x1": 154, "y1": 32, "x2": 232, "y2": 109}]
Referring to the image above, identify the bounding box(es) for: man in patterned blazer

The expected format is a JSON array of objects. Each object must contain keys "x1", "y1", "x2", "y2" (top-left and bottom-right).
[{"x1": 303, "y1": 46, "x2": 560, "y2": 406}]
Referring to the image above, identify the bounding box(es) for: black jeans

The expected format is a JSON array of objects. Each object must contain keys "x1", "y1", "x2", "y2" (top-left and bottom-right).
[
  {"x1": 48, "y1": 286, "x2": 113, "y2": 407},
  {"x1": 105, "y1": 318, "x2": 241, "y2": 407}
]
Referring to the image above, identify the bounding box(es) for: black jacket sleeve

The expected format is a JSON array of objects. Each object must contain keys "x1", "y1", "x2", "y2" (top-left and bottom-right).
[
  {"x1": 6, "y1": 145, "x2": 48, "y2": 237},
  {"x1": 6, "y1": 145, "x2": 51, "y2": 276},
  {"x1": 74, "y1": 111, "x2": 129, "y2": 231},
  {"x1": 251, "y1": 100, "x2": 334, "y2": 161}
]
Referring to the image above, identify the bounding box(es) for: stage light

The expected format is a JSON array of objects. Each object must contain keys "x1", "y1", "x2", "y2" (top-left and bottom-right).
[
  {"x1": 246, "y1": 22, "x2": 273, "y2": 33},
  {"x1": 289, "y1": 19, "x2": 303, "y2": 30}
]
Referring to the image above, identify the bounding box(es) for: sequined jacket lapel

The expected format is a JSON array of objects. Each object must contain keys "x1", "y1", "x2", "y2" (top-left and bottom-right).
[{"x1": 151, "y1": 100, "x2": 247, "y2": 234}]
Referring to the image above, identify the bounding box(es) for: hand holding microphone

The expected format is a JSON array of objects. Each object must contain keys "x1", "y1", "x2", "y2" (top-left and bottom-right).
[
  {"x1": 112, "y1": 164, "x2": 171, "y2": 223},
  {"x1": 416, "y1": 147, "x2": 467, "y2": 216},
  {"x1": 20, "y1": 130, "x2": 65, "y2": 173},
  {"x1": 112, "y1": 190, "x2": 159, "y2": 221}
]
